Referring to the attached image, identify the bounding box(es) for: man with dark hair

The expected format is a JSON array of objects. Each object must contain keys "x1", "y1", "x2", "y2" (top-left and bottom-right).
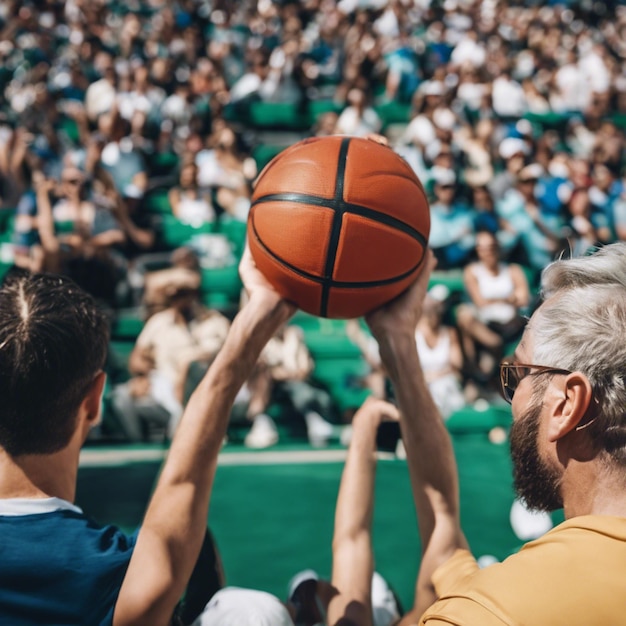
[
  {"x1": 0, "y1": 273, "x2": 110, "y2": 456},
  {"x1": 0, "y1": 247, "x2": 295, "y2": 626}
]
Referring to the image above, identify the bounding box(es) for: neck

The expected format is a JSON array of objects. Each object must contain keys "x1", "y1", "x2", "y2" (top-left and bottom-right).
[
  {"x1": 0, "y1": 446, "x2": 80, "y2": 503},
  {"x1": 561, "y1": 457, "x2": 626, "y2": 519}
]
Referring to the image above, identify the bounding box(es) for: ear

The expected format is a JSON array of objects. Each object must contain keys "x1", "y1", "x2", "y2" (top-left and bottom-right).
[
  {"x1": 546, "y1": 372, "x2": 594, "y2": 443},
  {"x1": 83, "y1": 371, "x2": 107, "y2": 428}
]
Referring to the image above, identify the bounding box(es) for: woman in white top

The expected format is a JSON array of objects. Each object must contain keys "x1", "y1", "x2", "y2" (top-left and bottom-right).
[
  {"x1": 456, "y1": 230, "x2": 530, "y2": 382},
  {"x1": 415, "y1": 290, "x2": 466, "y2": 419},
  {"x1": 168, "y1": 160, "x2": 216, "y2": 227}
]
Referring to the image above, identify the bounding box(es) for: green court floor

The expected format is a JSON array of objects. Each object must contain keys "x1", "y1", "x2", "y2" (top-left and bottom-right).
[{"x1": 76, "y1": 434, "x2": 561, "y2": 611}]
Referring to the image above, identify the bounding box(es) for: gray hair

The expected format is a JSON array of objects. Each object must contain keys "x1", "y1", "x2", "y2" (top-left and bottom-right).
[{"x1": 531, "y1": 243, "x2": 626, "y2": 463}]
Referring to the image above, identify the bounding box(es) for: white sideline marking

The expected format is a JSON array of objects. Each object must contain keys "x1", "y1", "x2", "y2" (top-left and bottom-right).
[{"x1": 78, "y1": 447, "x2": 397, "y2": 467}]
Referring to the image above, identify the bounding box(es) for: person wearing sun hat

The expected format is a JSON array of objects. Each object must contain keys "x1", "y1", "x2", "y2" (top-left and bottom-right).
[{"x1": 495, "y1": 162, "x2": 566, "y2": 272}]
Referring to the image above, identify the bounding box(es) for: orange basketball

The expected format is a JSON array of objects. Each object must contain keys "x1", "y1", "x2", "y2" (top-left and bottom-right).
[{"x1": 247, "y1": 136, "x2": 430, "y2": 318}]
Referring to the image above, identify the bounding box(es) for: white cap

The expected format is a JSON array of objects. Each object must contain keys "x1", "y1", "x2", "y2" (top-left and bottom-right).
[
  {"x1": 431, "y1": 166, "x2": 456, "y2": 186},
  {"x1": 193, "y1": 587, "x2": 295, "y2": 626},
  {"x1": 509, "y1": 498, "x2": 553, "y2": 541},
  {"x1": 371, "y1": 572, "x2": 401, "y2": 626},
  {"x1": 84, "y1": 79, "x2": 116, "y2": 121},
  {"x1": 499, "y1": 137, "x2": 529, "y2": 160},
  {"x1": 432, "y1": 107, "x2": 456, "y2": 131},
  {"x1": 428, "y1": 284, "x2": 451, "y2": 302},
  {"x1": 421, "y1": 80, "x2": 445, "y2": 97}
]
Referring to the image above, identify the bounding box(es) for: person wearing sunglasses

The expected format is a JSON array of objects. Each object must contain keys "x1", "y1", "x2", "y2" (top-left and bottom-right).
[{"x1": 361, "y1": 243, "x2": 626, "y2": 626}]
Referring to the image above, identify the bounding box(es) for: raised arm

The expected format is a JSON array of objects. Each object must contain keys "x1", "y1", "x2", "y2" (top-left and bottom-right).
[
  {"x1": 327, "y1": 398, "x2": 400, "y2": 626},
  {"x1": 365, "y1": 251, "x2": 468, "y2": 622},
  {"x1": 113, "y1": 247, "x2": 294, "y2": 626}
]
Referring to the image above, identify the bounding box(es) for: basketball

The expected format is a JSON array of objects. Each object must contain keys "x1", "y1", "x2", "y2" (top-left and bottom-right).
[{"x1": 247, "y1": 136, "x2": 430, "y2": 318}]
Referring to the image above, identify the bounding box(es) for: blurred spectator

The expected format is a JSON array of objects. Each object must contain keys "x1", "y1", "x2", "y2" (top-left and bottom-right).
[
  {"x1": 456, "y1": 230, "x2": 531, "y2": 387},
  {"x1": 489, "y1": 137, "x2": 529, "y2": 202},
  {"x1": 169, "y1": 159, "x2": 216, "y2": 227},
  {"x1": 0, "y1": 0, "x2": 622, "y2": 440},
  {"x1": 561, "y1": 158, "x2": 613, "y2": 256},
  {"x1": 415, "y1": 286, "x2": 466, "y2": 419},
  {"x1": 428, "y1": 167, "x2": 476, "y2": 269},
  {"x1": 335, "y1": 87, "x2": 382, "y2": 137},
  {"x1": 35, "y1": 167, "x2": 126, "y2": 306},
  {"x1": 242, "y1": 324, "x2": 335, "y2": 449},
  {"x1": 110, "y1": 270, "x2": 230, "y2": 442},
  {"x1": 496, "y1": 163, "x2": 566, "y2": 272},
  {"x1": 196, "y1": 125, "x2": 256, "y2": 222}
]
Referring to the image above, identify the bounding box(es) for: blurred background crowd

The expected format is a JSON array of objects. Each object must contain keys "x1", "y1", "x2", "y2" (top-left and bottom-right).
[{"x1": 0, "y1": 0, "x2": 624, "y2": 446}]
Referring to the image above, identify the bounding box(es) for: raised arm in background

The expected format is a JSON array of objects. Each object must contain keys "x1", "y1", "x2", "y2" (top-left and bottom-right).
[
  {"x1": 113, "y1": 246, "x2": 295, "y2": 626},
  {"x1": 327, "y1": 398, "x2": 400, "y2": 626},
  {"x1": 365, "y1": 250, "x2": 469, "y2": 623}
]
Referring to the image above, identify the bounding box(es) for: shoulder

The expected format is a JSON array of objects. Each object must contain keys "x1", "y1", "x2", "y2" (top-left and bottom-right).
[
  {"x1": 423, "y1": 518, "x2": 626, "y2": 626},
  {"x1": 138, "y1": 310, "x2": 176, "y2": 338}
]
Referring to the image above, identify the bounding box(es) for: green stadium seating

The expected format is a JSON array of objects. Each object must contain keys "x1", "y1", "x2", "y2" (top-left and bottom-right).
[
  {"x1": 306, "y1": 99, "x2": 344, "y2": 126},
  {"x1": 252, "y1": 144, "x2": 286, "y2": 170},
  {"x1": 145, "y1": 189, "x2": 173, "y2": 215},
  {"x1": 158, "y1": 214, "x2": 217, "y2": 249},
  {"x1": 375, "y1": 101, "x2": 412, "y2": 129},
  {"x1": 428, "y1": 269, "x2": 465, "y2": 296},
  {"x1": 248, "y1": 101, "x2": 309, "y2": 130},
  {"x1": 446, "y1": 403, "x2": 511, "y2": 434},
  {"x1": 148, "y1": 151, "x2": 180, "y2": 177},
  {"x1": 56, "y1": 115, "x2": 81, "y2": 145},
  {"x1": 217, "y1": 218, "x2": 247, "y2": 256},
  {"x1": 200, "y1": 264, "x2": 242, "y2": 310},
  {"x1": 110, "y1": 308, "x2": 145, "y2": 341}
]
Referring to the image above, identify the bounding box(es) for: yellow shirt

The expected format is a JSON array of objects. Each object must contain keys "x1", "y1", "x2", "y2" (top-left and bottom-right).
[{"x1": 420, "y1": 515, "x2": 626, "y2": 625}]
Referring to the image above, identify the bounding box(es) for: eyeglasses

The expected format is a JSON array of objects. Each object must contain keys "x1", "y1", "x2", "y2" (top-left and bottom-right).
[{"x1": 499, "y1": 360, "x2": 571, "y2": 404}]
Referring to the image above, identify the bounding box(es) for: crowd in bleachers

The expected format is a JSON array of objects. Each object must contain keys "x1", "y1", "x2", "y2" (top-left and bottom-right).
[{"x1": 0, "y1": 0, "x2": 624, "y2": 444}]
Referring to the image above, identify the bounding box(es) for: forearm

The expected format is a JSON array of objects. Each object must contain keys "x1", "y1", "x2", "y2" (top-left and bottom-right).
[
  {"x1": 328, "y1": 414, "x2": 379, "y2": 626},
  {"x1": 375, "y1": 331, "x2": 466, "y2": 610},
  {"x1": 331, "y1": 424, "x2": 377, "y2": 570},
  {"x1": 115, "y1": 293, "x2": 292, "y2": 626},
  {"x1": 36, "y1": 191, "x2": 59, "y2": 252},
  {"x1": 89, "y1": 229, "x2": 126, "y2": 248}
]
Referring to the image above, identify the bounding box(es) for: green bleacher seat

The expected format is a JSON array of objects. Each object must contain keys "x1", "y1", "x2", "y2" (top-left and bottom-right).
[
  {"x1": 375, "y1": 101, "x2": 412, "y2": 128},
  {"x1": 145, "y1": 189, "x2": 173, "y2": 215},
  {"x1": 252, "y1": 144, "x2": 286, "y2": 170},
  {"x1": 611, "y1": 113, "x2": 626, "y2": 130},
  {"x1": 446, "y1": 403, "x2": 511, "y2": 434},
  {"x1": 110, "y1": 308, "x2": 145, "y2": 341},
  {"x1": 56, "y1": 115, "x2": 81, "y2": 145},
  {"x1": 249, "y1": 101, "x2": 309, "y2": 130},
  {"x1": 0, "y1": 207, "x2": 14, "y2": 234},
  {"x1": 149, "y1": 152, "x2": 180, "y2": 177},
  {"x1": 200, "y1": 264, "x2": 242, "y2": 309},
  {"x1": 218, "y1": 218, "x2": 247, "y2": 256},
  {"x1": 159, "y1": 215, "x2": 217, "y2": 249},
  {"x1": 429, "y1": 269, "x2": 465, "y2": 296},
  {"x1": 306, "y1": 99, "x2": 344, "y2": 126},
  {"x1": 523, "y1": 111, "x2": 571, "y2": 132},
  {"x1": 312, "y1": 356, "x2": 370, "y2": 413},
  {"x1": 298, "y1": 317, "x2": 361, "y2": 360}
]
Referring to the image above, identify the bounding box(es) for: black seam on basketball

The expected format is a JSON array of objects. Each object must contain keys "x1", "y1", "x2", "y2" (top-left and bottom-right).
[
  {"x1": 250, "y1": 209, "x2": 425, "y2": 288},
  {"x1": 319, "y1": 137, "x2": 351, "y2": 316},
  {"x1": 252, "y1": 193, "x2": 428, "y2": 249}
]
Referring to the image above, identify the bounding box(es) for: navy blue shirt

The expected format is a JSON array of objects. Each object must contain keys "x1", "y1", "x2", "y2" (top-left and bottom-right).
[{"x1": 0, "y1": 509, "x2": 136, "y2": 625}]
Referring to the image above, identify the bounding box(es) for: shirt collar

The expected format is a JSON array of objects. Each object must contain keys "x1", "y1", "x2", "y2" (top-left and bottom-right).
[{"x1": 0, "y1": 497, "x2": 83, "y2": 516}]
